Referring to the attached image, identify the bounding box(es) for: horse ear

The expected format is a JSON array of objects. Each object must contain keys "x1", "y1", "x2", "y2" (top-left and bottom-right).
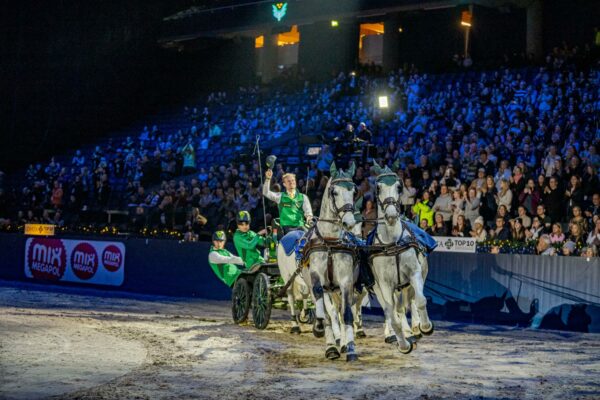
[
  {"x1": 391, "y1": 159, "x2": 400, "y2": 172},
  {"x1": 330, "y1": 161, "x2": 337, "y2": 177},
  {"x1": 348, "y1": 161, "x2": 356, "y2": 177},
  {"x1": 370, "y1": 160, "x2": 381, "y2": 176}
]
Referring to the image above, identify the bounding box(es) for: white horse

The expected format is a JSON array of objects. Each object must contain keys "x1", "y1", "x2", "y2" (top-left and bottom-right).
[
  {"x1": 300, "y1": 162, "x2": 360, "y2": 361},
  {"x1": 370, "y1": 164, "x2": 434, "y2": 354}
]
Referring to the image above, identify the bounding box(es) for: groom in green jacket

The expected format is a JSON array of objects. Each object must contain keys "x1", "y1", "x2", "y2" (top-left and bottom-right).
[
  {"x1": 263, "y1": 169, "x2": 313, "y2": 235},
  {"x1": 233, "y1": 211, "x2": 266, "y2": 268},
  {"x1": 207, "y1": 231, "x2": 245, "y2": 287}
]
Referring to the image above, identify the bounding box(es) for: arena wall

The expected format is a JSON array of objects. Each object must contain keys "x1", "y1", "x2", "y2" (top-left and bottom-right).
[{"x1": 1, "y1": 233, "x2": 598, "y2": 331}]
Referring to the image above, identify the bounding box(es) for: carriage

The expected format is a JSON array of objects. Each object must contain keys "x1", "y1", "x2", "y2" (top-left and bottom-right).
[{"x1": 231, "y1": 226, "x2": 315, "y2": 330}]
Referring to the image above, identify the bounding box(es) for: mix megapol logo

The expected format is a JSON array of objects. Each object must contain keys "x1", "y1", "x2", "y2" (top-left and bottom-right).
[
  {"x1": 102, "y1": 245, "x2": 123, "y2": 272},
  {"x1": 71, "y1": 242, "x2": 98, "y2": 280},
  {"x1": 27, "y1": 238, "x2": 67, "y2": 281}
]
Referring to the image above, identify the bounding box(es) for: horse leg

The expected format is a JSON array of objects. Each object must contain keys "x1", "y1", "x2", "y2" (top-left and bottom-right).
[
  {"x1": 391, "y1": 291, "x2": 414, "y2": 354},
  {"x1": 324, "y1": 292, "x2": 343, "y2": 346},
  {"x1": 323, "y1": 300, "x2": 340, "y2": 360},
  {"x1": 287, "y1": 287, "x2": 301, "y2": 334},
  {"x1": 341, "y1": 285, "x2": 358, "y2": 362},
  {"x1": 409, "y1": 271, "x2": 434, "y2": 335},
  {"x1": 400, "y1": 286, "x2": 421, "y2": 339},
  {"x1": 373, "y1": 280, "x2": 396, "y2": 343},
  {"x1": 310, "y1": 272, "x2": 326, "y2": 338},
  {"x1": 353, "y1": 289, "x2": 367, "y2": 338}
]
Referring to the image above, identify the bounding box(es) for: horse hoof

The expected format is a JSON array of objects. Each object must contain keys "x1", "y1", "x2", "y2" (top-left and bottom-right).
[
  {"x1": 326, "y1": 346, "x2": 341, "y2": 360},
  {"x1": 336, "y1": 339, "x2": 341, "y2": 347},
  {"x1": 290, "y1": 326, "x2": 301, "y2": 334},
  {"x1": 384, "y1": 336, "x2": 397, "y2": 344},
  {"x1": 419, "y1": 322, "x2": 434, "y2": 336},
  {"x1": 398, "y1": 341, "x2": 414, "y2": 355},
  {"x1": 346, "y1": 353, "x2": 359, "y2": 362},
  {"x1": 340, "y1": 345, "x2": 348, "y2": 353},
  {"x1": 313, "y1": 319, "x2": 325, "y2": 338},
  {"x1": 356, "y1": 330, "x2": 367, "y2": 338}
]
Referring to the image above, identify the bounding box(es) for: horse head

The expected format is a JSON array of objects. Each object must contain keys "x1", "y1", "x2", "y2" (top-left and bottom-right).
[
  {"x1": 327, "y1": 161, "x2": 358, "y2": 230},
  {"x1": 373, "y1": 161, "x2": 403, "y2": 226}
]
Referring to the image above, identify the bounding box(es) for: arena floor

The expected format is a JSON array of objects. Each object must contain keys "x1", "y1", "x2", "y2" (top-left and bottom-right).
[{"x1": 1, "y1": 281, "x2": 599, "y2": 400}]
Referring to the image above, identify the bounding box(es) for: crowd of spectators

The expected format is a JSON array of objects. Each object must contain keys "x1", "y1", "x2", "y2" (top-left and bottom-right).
[{"x1": 0, "y1": 43, "x2": 598, "y2": 257}]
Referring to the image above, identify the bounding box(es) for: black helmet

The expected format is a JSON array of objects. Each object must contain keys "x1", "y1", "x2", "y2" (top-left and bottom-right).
[
  {"x1": 212, "y1": 231, "x2": 226, "y2": 241},
  {"x1": 236, "y1": 210, "x2": 251, "y2": 224}
]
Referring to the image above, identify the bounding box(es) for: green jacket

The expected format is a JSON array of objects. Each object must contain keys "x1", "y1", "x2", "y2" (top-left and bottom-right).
[
  {"x1": 233, "y1": 229, "x2": 265, "y2": 268},
  {"x1": 279, "y1": 192, "x2": 305, "y2": 227},
  {"x1": 208, "y1": 246, "x2": 244, "y2": 287},
  {"x1": 412, "y1": 200, "x2": 434, "y2": 226}
]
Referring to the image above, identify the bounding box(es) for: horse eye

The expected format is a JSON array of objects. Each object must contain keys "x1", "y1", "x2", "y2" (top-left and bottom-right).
[{"x1": 332, "y1": 191, "x2": 338, "y2": 196}]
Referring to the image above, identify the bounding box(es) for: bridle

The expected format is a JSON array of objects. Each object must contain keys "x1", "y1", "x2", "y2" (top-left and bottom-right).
[
  {"x1": 318, "y1": 177, "x2": 356, "y2": 225},
  {"x1": 375, "y1": 173, "x2": 402, "y2": 216}
]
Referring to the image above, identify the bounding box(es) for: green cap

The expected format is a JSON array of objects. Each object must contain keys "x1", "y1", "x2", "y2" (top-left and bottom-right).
[
  {"x1": 236, "y1": 210, "x2": 251, "y2": 223},
  {"x1": 212, "y1": 231, "x2": 226, "y2": 241}
]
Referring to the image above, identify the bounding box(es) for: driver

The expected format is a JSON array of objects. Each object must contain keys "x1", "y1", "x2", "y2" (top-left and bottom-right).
[
  {"x1": 233, "y1": 211, "x2": 266, "y2": 268},
  {"x1": 207, "y1": 230, "x2": 245, "y2": 287},
  {"x1": 264, "y1": 169, "x2": 313, "y2": 235}
]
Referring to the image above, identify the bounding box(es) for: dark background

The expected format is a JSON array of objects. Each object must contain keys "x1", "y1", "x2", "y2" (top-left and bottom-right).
[{"x1": 0, "y1": 0, "x2": 597, "y2": 172}]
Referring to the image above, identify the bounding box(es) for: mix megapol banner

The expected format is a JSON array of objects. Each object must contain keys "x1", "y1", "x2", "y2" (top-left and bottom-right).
[
  {"x1": 432, "y1": 236, "x2": 477, "y2": 253},
  {"x1": 24, "y1": 238, "x2": 125, "y2": 286}
]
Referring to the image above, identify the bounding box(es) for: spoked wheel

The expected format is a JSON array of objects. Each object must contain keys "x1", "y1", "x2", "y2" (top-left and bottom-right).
[
  {"x1": 252, "y1": 273, "x2": 272, "y2": 330},
  {"x1": 298, "y1": 308, "x2": 316, "y2": 325},
  {"x1": 232, "y1": 277, "x2": 251, "y2": 324}
]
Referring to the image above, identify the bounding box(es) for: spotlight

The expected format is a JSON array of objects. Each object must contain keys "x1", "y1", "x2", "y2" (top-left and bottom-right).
[
  {"x1": 331, "y1": 20, "x2": 339, "y2": 27},
  {"x1": 398, "y1": 27, "x2": 403, "y2": 33},
  {"x1": 378, "y1": 96, "x2": 389, "y2": 109},
  {"x1": 350, "y1": 71, "x2": 356, "y2": 76}
]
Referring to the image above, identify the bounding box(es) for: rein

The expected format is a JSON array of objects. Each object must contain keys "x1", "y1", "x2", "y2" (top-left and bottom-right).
[{"x1": 296, "y1": 177, "x2": 359, "y2": 290}]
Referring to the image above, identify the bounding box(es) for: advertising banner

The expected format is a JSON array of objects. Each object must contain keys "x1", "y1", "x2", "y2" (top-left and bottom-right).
[
  {"x1": 432, "y1": 236, "x2": 477, "y2": 253},
  {"x1": 25, "y1": 238, "x2": 125, "y2": 286}
]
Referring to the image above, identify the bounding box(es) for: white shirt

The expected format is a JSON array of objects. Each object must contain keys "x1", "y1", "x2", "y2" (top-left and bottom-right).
[{"x1": 208, "y1": 251, "x2": 244, "y2": 265}]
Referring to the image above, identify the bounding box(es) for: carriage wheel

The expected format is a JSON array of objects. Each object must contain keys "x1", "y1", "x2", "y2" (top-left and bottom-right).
[
  {"x1": 252, "y1": 273, "x2": 272, "y2": 330},
  {"x1": 232, "y1": 277, "x2": 251, "y2": 324}
]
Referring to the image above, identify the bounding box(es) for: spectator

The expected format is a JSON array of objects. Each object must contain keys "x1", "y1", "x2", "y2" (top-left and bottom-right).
[
  {"x1": 496, "y1": 179, "x2": 513, "y2": 213},
  {"x1": 536, "y1": 204, "x2": 552, "y2": 232},
  {"x1": 470, "y1": 216, "x2": 487, "y2": 242},
  {"x1": 543, "y1": 177, "x2": 564, "y2": 223},
  {"x1": 431, "y1": 213, "x2": 449, "y2": 236},
  {"x1": 412, "y1": 191, "x2": 434, "y2": 227},
  {"x1": 549, "y1": 223, "x2": 565, "y2": 243},
  {"x1": 399, "y1": 177, "x2": 417, "y2": 214},
  {"x1": 464, "y1": 187, "x2": 481, "y2": 227},
  {"x1": 568, "y1": 223, "x2": 586, "y2": 250},
  {"x1": 570, "y1": 206, "x2": 589, "y2": 233},
  {"x1": 489, "y1": 216, "x2": 511, "y2": 240},
  {"x1": 516, "y1": 206, "x2": 531, "y2": 229},
  {"x1": 586, "y1": 218, "x2": 600, "y2": 247},
  {"x1": 536, "y1": 235, "x2": 556, "y2": 256},
  {"x1": 451, "y1": 214, "x2": 470, "y2": 237},
  {"x1": 510, "y1": 218, "x2": 526, "y2": 241},
  {"x1": 450, "y1": 189, "x2": 465, "y2": 227},
  {"x1": 433, "y1": 184, "x2": 452, "y2": 225}
]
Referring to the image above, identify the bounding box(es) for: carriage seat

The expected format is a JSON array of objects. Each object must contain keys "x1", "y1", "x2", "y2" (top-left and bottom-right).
[{"x1": 280, "y1": 230, "x2": 305, "y2": 256}]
